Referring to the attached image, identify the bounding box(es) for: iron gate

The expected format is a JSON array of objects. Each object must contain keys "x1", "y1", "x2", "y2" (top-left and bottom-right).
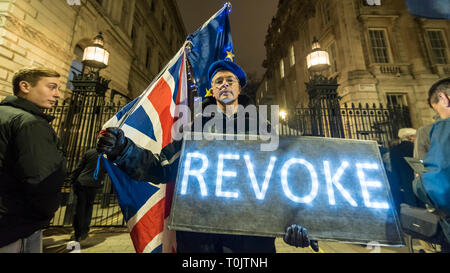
[{"x1": 45, "y1": 98, "x2": 127, "y2": 227}]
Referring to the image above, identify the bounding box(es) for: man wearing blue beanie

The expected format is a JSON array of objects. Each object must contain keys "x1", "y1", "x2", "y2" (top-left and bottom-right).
[
  {"x1": 205, "y1": 60, "x2": 247, "y2": 116},
  {"x1": 97, "y1": 60, "x2": 318, "y2": 252}
]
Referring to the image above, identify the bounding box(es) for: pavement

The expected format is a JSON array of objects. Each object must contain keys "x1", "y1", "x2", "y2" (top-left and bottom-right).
[{"x1": 42, "y1": 227, "x2": 410, "y2": 253}]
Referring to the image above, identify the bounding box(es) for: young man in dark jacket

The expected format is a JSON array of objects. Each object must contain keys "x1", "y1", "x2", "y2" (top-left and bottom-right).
[
  {"x1": 0, "y1": 68, "x2": 66, "y2": 252},
  {"x1": 97, "y1": 60, "x2": 318, "y2": 253}
]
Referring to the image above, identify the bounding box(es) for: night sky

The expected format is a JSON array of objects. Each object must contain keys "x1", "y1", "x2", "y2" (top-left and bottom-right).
[{"x1": 175, "y1": 0, "x2": 279, "y2": 80}]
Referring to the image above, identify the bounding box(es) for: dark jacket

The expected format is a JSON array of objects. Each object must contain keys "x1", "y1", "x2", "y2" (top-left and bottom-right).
[
  {"x1": 113, "y1": 95, "x2": 276, "y2": 253},
  {"x1": 69, "y1": 148, "x2": 105, "y2": 188},
  {"x1": 0, "y1": 96, "x2": 66, "y2": 247},
  {"x1": 389, "y1": 140, "x2": 418, "y2": 208}
]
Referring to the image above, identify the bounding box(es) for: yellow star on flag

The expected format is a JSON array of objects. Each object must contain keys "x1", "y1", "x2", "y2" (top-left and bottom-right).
[
  {"x1": 225, "y1": 50, "x2": 235, "y2": 62},
  {"x1": 205, "y1": 88, "x2": 213, "y2": 97}
]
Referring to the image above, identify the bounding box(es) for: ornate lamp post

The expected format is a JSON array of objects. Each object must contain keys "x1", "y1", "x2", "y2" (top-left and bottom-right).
[
  {"x1": 63, "y1": 32, "x2": 111, "y2": 169},
  {"x1": 61, "y1": 32, "x2": 112, "y2": 224},
  {"x1": 305, "y1": 37, "x2": 344, "y2": 138}
]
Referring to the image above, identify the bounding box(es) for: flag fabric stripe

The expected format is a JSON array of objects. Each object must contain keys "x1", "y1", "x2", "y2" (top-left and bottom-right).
[
  {"x1": 124, "y1": 106, "x2": 157, "y2": 141},
  {"x1": 126, "y1": 183, "x2": 165, "y2": 230},
  {"x1": 121, "y1": 123, "x2": 161, "y2": 155},
  {"x1": 129, "y1": 197, "x2": 166, "y2": 253},
  {"x1": 147, "y1": 78, "x2": 175, "y2": 149}
]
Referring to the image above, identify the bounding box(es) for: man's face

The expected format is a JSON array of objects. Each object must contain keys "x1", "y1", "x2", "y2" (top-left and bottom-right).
[
  {"x1": 19, "y1": 77, "x2": 61, "y2": 109},
  {"x1": 431, "y1": 92, "x2": 450, "y2": 119},
  {"x1": 211, "y1": 70, "x2": 241, "y2": 104}
]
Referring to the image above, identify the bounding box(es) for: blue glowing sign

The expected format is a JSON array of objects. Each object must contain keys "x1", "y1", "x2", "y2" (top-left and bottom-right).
[{"x1": 169, "y1": 133, "x2": 404, "y2": 246}]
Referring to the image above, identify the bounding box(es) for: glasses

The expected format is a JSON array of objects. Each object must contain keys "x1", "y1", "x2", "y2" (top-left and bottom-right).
[{"x1": 212, "y1": 76, "x2": 238, "y2": 87}]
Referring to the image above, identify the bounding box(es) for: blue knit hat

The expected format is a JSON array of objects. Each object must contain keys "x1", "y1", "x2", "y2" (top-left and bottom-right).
[{"x1": 208, "y1": 60, "x2": 247, "y2": 88}]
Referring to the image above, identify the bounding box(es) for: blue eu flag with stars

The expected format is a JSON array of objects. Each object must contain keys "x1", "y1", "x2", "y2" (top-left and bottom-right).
[
  {"x1": 405, "y1": 0, "x2": 450, "y2": 20},
  {"x1": 186, "y1": 3, "x2": 235, "y2": 98}
]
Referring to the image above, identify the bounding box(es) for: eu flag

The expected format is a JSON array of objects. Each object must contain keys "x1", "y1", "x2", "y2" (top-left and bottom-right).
[
  {"x1": 405, "y1": 0, "x2": 450, "y2": 20},
  {"x1": 186, "y1": 3, "x2": 235, "y2": 98}
]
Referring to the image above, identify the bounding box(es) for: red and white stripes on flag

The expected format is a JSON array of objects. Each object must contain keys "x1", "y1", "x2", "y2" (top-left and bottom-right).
[{"x1": 102, "y1": 46, "x2": 188, "y2": 253}]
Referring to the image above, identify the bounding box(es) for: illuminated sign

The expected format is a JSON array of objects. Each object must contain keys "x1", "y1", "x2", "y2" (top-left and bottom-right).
[{"x1": 169, "y1": 133, "x2": 403, "y2": 246}]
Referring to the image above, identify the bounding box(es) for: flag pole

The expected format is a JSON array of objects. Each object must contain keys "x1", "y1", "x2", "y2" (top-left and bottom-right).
[{"x1": 116, "y1": 41, "x2": 189, "y2": 128}]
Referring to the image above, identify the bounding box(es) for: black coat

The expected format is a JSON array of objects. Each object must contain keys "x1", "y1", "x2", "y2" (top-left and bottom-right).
[
  {"x1": 113, "y1": 95, "x2": 276, "y2": 253},
  {"x1": 389, "y1": 141, "x2": 418, "y2": 208},
  {"x1": 0, "y1": 96, "x2": 66, "y2": 247},
  {"x1": 69, "y1": 148, "x2": 105, "y2": 188}
]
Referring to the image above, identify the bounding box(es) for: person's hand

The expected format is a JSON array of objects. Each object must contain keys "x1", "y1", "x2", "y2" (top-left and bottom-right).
[
  {"x1": 283, "y1": 224, "x2": 319, "y2": 252},
  {"x1": 97, "y1": 127, "x2": 127, "y2": 160}
]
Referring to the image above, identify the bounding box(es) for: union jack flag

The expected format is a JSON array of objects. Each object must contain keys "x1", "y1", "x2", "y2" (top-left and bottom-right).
[{"x1": 101, "y1": 47, "x2": 187, "y2": 253}]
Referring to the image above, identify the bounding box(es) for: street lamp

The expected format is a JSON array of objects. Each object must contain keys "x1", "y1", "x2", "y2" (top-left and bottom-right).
[
  {"x1": 279, "y1": 109, "x2": 287, "y2": 121},
  {"x1": 305, "y1": 37, "x2": 344, "y2": 138},
  {"x1": 306, "y1": 37, "x2": 330, "y2": 75},
  {"x1": 82, "y1": 32, "x2": 110, "y2": 72}
]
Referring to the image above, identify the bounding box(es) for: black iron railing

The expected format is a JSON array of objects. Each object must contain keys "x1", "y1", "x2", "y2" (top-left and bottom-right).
[{"x1": 279, "y1": 103, "x2": 412, "y2": 148}]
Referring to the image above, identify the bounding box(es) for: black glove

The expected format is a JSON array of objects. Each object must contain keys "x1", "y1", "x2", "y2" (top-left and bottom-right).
[
  {"x1": 283, "y1": 224, "x2": 319, "y2": 252},
  {"x1": 97, "y1": 127, "x2": 127, "y2": 160}
]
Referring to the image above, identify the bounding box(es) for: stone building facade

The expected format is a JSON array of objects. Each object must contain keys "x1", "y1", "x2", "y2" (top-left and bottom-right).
[
  {"x1": 0, "y1": 0, "x2": 186, "y2": 102},
  {"x1": 257, "y1": 0, "x2": 450, "y2": 128}
]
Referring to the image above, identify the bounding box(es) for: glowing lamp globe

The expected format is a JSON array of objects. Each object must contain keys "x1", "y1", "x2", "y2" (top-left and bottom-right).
[
  {"x1": 306, "y1": 38, "x2": 330, "y2": 73},
  {"x1": 82, "y1": 32, "x2": 110, "y2": 69}
]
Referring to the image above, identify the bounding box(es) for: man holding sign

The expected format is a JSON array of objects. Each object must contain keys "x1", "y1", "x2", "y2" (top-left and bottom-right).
[{"x1": 97, "y1": 60, "x2": 318, "y2": 253}]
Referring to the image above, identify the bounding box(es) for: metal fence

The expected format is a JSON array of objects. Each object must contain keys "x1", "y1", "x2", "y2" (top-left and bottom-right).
[
  {"x1": 45, "y1": 98, "x2": 411, "y2": 227},
  {"x1": 279, "y1": 103, "x2": 412, "y2": 148},
  {"x1": 45, "y1": 99, "x2": 127, "y2": 227}
]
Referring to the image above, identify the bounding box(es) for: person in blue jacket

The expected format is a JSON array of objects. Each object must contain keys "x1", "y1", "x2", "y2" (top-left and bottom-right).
[{"x1": 413, "y1": 77, "x2": 450, "y2": 251}]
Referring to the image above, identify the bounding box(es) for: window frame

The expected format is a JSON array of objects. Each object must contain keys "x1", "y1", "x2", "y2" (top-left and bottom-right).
[
  {"x1": 368, "y1": 28, "x2": 392, "y2": 64},
  {"x1": 426, "y1": 29, "x2": 449, "y2": 65},
  {"x1": 386, "y1": 93, "x2": 408, "y2": 108}
]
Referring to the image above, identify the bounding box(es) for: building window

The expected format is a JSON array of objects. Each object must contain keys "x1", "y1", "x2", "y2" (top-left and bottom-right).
[
  {"x1": 386, "y1": 94, "x2": 408, "y2": 108},
  {"x1": 289, "y1": 45, "x2": 295, "y2": 67},
  {"x1": 427, "y1": 30, "x2": 448, "y2": 64},
  {"x1": 369, "y1": 29, "x2": 390, "y2": 63},
  {"x1": 280, "y1": 59, "x2": 285, "y2": 79},
  {"x1": 328, "y1": 42, "x2": 338, "y2": 74}
]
